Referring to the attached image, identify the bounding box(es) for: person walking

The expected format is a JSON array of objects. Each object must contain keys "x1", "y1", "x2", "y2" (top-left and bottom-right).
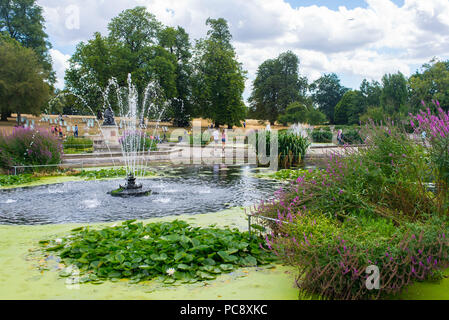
[
  {"x1": 74, "y1": 125, "x2": 79, "y2": 137},
  {"x1": 51, "y1": 125, "x2": 55, "y2": 135},
  {"x1": 58, "y1": 126, "x2": 63, "y2": 138},
  {"x1": 337, "y1": 129, "x2": 343, "y2": 146}
]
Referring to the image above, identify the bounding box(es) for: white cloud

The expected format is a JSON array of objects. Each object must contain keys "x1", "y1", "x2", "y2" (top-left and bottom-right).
[
  {"x1": 37, "y1": 0, "x2": 449, "y2": 98},
  {"x1": 49, "y1": 49, "x2": 70, "y2": 89}
]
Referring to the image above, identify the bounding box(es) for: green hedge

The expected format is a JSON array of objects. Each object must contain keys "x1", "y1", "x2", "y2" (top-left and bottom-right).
[
  {"x1": 312, "y1": 129, "x2": 333, "y2": 143},
  {"x1": 63, "y1": 137, "x2": 93, "y2": 150}
]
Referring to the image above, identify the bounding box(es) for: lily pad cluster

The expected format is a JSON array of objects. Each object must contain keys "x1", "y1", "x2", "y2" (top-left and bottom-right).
[{"x1": 40, "y1": 220, "x2": 276, "y2": 284}]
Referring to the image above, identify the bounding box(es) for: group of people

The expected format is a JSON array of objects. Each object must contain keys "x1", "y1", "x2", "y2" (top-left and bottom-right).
[
  {"x1": 50, "y1": 124, "x2": 79, "y2": 139},
  {"x1": 212, "y1": 128, "x2": 227, "y2": 154},
  {"x1": 51, "y1": 125, "x2": 64, "y2": 138}
]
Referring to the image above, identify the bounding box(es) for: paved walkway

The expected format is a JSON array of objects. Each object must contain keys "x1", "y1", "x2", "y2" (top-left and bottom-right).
[{"x1": 62, "y1": 143, "x2": 360, "y2": 168}]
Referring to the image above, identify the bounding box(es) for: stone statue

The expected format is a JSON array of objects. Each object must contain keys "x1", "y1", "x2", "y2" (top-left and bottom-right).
[{"x1": 102, "y1": 107, "x2": 116, "y2": 126}]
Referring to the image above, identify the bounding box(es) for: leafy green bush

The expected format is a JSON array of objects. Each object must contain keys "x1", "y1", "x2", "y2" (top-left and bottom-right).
[
  {"x1": 74, "y1": 168, "x2": 156, "y2": 179},
  {"x1": 189, "y1": 131, "x2": 211, "y2": 146},
  {"x1": 255, "y1": 130, "x2": 311, "y2": 169},
  {"x1": 278, "y1": 102, "x2": 308, "y2": 126},
  {"x1": 0, "y1": 127, "x2": 62, "y2": 172},
  {"x1": 274, "y1": 212, "x2": 449, "y2": 300},
  {"x1": 0, "y1": 174, "x2": 36, "y2": 186},
  {"x1": 342, "y1": 128, "x2": 363, "y2": 145},
  {"x1": 411, "y1": 105, "x2": 449, "y2": 208},
  {"x1": 63, "y1": 137, "x2": 93, "y2": 149},
  {"x1": 41, "y1": 220, "x2": 276, "y2": 284},
  {"x1": 251, "y1": 122, "x2": 446, "y2": 299},
  {"x1": 311, "y1": 129, "x2": 333, "y2": 143}
]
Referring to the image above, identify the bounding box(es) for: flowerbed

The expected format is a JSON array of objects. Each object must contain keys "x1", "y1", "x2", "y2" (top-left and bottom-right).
[
  {"x1": 0, "y1": 127, "x2": 62, "y2": 173},
  {"x1": 251, "y1": 105, "x2": 449, "y2": 299}
]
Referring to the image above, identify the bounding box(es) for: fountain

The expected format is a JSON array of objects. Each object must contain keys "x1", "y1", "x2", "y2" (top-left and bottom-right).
[
  {"x1": 102, "y1": 75, "x2": 168, "y2": 197},
  {"x1": 45, "y1": 74, "x2": 169, "y2": 197}
]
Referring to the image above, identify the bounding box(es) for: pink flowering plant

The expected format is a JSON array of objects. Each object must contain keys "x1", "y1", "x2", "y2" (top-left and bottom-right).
[
  {"x1": 0, "y1": 127, "x2": 63, "y2": 173},
  {"x1": 251, "y1": 115, "x2": 449, "y2": 300},
  {"x1": 410, "y1": 101, "x2": 449, "y2": 209}
]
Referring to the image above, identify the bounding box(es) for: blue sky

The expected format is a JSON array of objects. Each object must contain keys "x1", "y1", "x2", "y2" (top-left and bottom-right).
[
  {"x1": 286, "y1": 0, "x2": 404, "y2": 10},
  {"x1": 38, "y1": 0, "x2": 449, "y2": 100}
]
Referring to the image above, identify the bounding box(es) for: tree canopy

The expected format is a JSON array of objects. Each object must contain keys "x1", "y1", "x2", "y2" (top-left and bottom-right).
[
  {"x1": 0, "y1": 0, "x2": 54, "y2": 84},
  {"x1": 334, "y1": 90, "x2": 366, "y2": 125},
  {"x1": 380, "y1": 72, "x2": 408, "y2": 116},
  {"x1": 0, "y1": 37, "x2": 50, "y2": 123},
  {"x1": 310, "y1": 73, "x2": 348, "y2": 124},
  {"x1": 409, "y1": 59, "x2": 449, "y2": 112},
  {"x1": 192, "y1": 18, "x2": 246, "y2": 128},
  {"x1": 249, "y1": 51, "x2": 307, "y2": 125},
  {"x1": 65, "y1": 7, "x2": 178, "y2": 118}
]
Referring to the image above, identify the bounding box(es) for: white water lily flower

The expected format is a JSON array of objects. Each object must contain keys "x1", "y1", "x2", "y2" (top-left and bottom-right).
[
  {"x1": 55, "y1": 239, "x2": 63, "y2": 244},
  {"x1": 111, "y1": 223, "x2": 118, "y2": 228},
  {"x1": 166, "y1": 268, "x2": 175, "y2": 276},
  {"x1": 143, "y1": 235, "x2": 150, "y2": 240}
]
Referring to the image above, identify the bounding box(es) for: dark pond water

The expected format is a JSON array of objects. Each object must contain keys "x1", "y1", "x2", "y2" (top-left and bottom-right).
[{"x1": 0, "y1": 165, "x2": 283, "y2": 225}]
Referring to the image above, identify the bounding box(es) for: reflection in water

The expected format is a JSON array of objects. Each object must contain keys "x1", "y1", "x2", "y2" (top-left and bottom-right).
[{"x1": 0, "y1": 165, "x2": 282, "y2": 225}]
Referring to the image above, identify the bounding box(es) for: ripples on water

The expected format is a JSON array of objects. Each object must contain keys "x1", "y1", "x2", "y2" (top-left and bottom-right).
[{"x1": 0, "y1": 165, "x2": 282, "y2": 225}]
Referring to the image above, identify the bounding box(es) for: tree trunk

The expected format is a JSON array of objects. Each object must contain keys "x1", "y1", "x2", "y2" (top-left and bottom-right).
[{"x1": 16, "y1": 112, "x2": 21, "y2": 127}]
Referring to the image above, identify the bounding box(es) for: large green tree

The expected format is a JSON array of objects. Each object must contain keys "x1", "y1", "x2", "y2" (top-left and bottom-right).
[
  {"x1": 0, "y1": 38, "x2": 50, "y2": 124},
  {"x1": 360, "y1": 79, "x2": 382, "y2": 107},
  {"x1": 0, "y1": 0, "x2": 54, "y2": 84},
  {"x1": 334, "y1": 90, "x2": 366, "y2": 125},
  {"x1": 65, "y1": 7, "x2": 178, "y2": 117},
  {"x1": 192, "y1": 18, "x2": 246, "y2": 128},
  {"x1": 409, "y1": 59, "x2": 449, "y2": 112},
  {"x1": 380, "y1": 71, "x2": 408, "y2": 116},
  {"x1": 310, "y1": 73, "x2": 348, "y2": 124},
  {"x1": 159, "y1": 26, "x2": 193, "y2": 127},
  {"x1": 249, "y1": 51, "x2": 307, "y2": 125}
]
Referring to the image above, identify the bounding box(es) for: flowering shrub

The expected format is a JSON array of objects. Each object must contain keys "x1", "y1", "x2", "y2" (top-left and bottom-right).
[
  {"x1": 0, "y1": 127, "x2": 63, "y2": 172},
  {"x1": 251, "y1": 119, "x2": 448, "y2": 299},
  {"x1": 264, "y1": 212, "x2": 449, "y2": 300},
  {"x1": 410, "y1": 103, "x2": 449, "y2": 209}
]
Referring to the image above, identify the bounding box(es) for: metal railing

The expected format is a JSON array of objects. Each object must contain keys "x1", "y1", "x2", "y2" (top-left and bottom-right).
[
  {"x1": 10, "y1": 162, "x2": 84, "y2": 175},
  {"x1": 247, "y1": 213, "x2": 290, "y2": 237}
]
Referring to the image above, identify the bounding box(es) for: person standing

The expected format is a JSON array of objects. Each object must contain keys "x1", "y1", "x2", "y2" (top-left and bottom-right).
[
  {"x1": 74, "y1": 125, "x2": 79, "y2": 137},
  {"x1": 243, "y1": 121, "x2": 246, "y2": 129},
  {"x1": 221, "y1": 129, "x2": 226, "y2": 154},
  {"x1": 58, "y1": 126, "x2": 63, "y2": 138}
]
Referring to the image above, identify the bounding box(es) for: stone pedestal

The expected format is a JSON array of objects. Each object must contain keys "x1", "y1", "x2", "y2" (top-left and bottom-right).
[{"x1": 93, "y1": 125, "x2": 121, "y2": 152}]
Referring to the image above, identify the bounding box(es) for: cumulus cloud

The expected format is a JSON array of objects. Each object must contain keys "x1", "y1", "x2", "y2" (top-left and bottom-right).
[
  {"x1": 37, "y1": 0, "x2": 449, "y2": 98},
  {"x1": 49, "y1": 49, "x2": 70, "y2": 89}
]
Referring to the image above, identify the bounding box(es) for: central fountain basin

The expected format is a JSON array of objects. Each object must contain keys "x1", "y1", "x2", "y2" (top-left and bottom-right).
[
  {"x1": 108, "y1": 174, "x2": 153, "y2": 197},
  {"x1": 0, "y1": 165, "x2": 282, "y2": 225}
]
